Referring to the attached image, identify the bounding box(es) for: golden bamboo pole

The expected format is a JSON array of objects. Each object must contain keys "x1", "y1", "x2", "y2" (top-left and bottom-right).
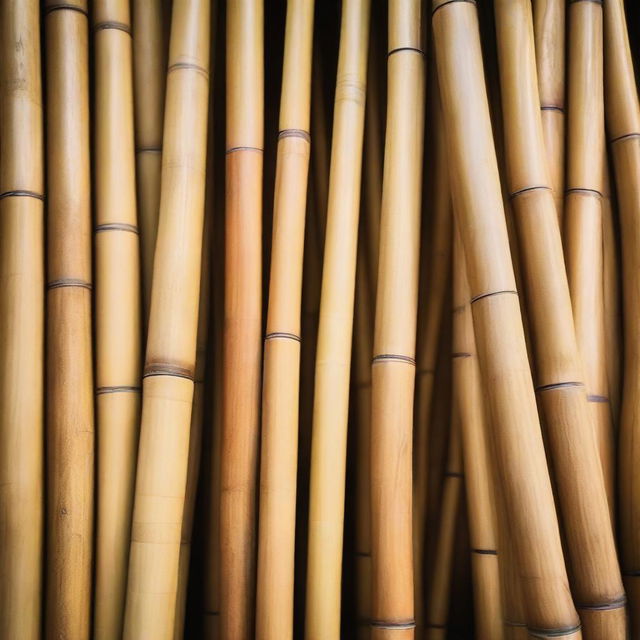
[
  {"x1": 603, "y1": 0, "x2": 640, "y2": 632},
  {"x1": 133, "y1": 0, "x2": 170, "y2": 328},
  {"x1": 256, "y1": 3, "x2": 314, "y2": 639},
  {"x1": 44, "y1": 3, "x2": 93, "y2": 639},
  {"x1": 123, "y1": 0, "x2": 211, "y2": 636},
  {"x1": 532, "y1": 0, "x2": 565, "y2": 226},
  {"x1": 370, "y1": 3, "x2": 425, "y2": 639},
  {"x1": 93, "y1": 1, "x2": 142, "y2": 636},
  {"x1": 0, "y1": 2, "x2": 43, "y2": 638},
  {"x1": 219, "y1": 2, "x2": 263, "y2": 638},
  {"x1": 432, "y1": 0, "x2": 580, "y2": 636},
  {"x1": 564, "y1": 0, "x2": 616, "y2": 515},
  {"x1": 311, "y1": 54, "x2": 330, "y2": 252},
  {"x1": 304, "y1": 2, "x2": 371, "y2": 638},
  {"x1": 494, "y1": 0, "x2": 625, "y2": 635}
]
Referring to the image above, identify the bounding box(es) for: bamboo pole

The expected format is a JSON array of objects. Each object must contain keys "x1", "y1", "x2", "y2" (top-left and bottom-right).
[
  {"x1": 432, "y1": 0, "x2": 581, "y2": 636},
  {"x1": 494, "y1": 0, "x2": 625, "y2": 635},
  {"x1": 305, "y1": 2, "x2": 371, "y2": 637},
  {"x1": 256, "y1": 3, "x2": 314, "y2": 639},
  {"x1": 0, "y1": 2, "x2": 44, "y2": 638},
  {"x1": 603, "y1": 0, "x2": 640, "y2": 633},
  {"x1": 123, "y1": 0, "x2": 211, "y2": 636},
  {"x1": 93, "y1": 1, "x2": 142, "y2": 636},
  {"x1": 219, "y1": 2, "x2": 263, "y2": 638},
  {"x1": 370, "y1": 3, "x2": 425, "y2": 639},
  {"x1": 44, "y1": 3, "x2": 93, "y2": 639}
]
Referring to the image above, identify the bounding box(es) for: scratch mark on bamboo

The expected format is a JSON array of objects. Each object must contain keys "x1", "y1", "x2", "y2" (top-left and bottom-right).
[
  {"x1": 95, "y1": 222, "x2": 139, "y2": 234},
  {"x1": 587, "y1": 394, "x2": 609, "y2": 403},
  {"x1": 47, "y1": 278, "x2": 92, "y2": 290},
  {"x1": 94, "y1": 21, "x2": 131, "y2": 35},
  {"x1": 0, "y1": 190, "x2": 44, "y2": 201},
  {"x1": 469, "y1": 289, "x2": 518, "y2": 304}
]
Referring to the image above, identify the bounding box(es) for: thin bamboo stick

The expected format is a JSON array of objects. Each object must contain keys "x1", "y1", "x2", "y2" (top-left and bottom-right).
[
  {"x1": 93, "y1": 1, "x2": 142, "y2": 636},
  {"x1": 0, "y1": 2, "x2": 44, "y2": 638},
  {"x1": 370, "y1": 3, "x2": 425, "y2": 639},
  {"x1": 494, "y1": 1, "x2": 625, "y2": 635},
  {"x1": 305, "y1": 2, "x2": 371, "y2": 637},
  {"x1": 123, "y1": 1, "x2": 211, "y2": 636},
  {"x1": 603, "y1": 0, "x2": 640, "y2": 633},
  {"x1": 256, "y1": 3, "x2": 314, "y2": 639},
  {"x1": 432, "y1": 0, "x2": 580, "y2": 636},
  {"x1": 44, "y1": 3, "x2": 93, "y2": 638},
  {"x1": 219, "y1": 1, "x2": 263, "y2": 638}
]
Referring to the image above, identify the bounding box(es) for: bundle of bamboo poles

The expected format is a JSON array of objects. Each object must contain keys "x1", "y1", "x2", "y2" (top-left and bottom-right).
[{"x1": 3, "y1": 1, "x2": 640, "y2": 638}]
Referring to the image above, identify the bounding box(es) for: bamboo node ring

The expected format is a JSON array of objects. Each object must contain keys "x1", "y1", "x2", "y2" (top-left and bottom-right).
[
  {"x1": 265, "y1": 331, "x2": 301, "y2": 343},
  {"x1": 95, "y1": 222, "x2": 139, "y2": 235},
  {"x1": 444, "y1": 471, "x2": 464, "y2": 478},
  {"x1": 576, "y1": 596, "x2": 626, "y2": 611},
  {"x1": 136, "y1": 146, "x2": 162, "y2": 154},
  {"x1": 609, "y1": 132, "x2": 640, "y2": 145},
  {"x1": 509, "y1": 185, "x2": 551, "y2": 200},
  {"x1": 527, "y1": 623, "x2": 582, "y2": 638},
  {"x1": 143, "y1": 363, "x2": 195, "y2": 381},
  {"x1": 565, "y1": 187, "x2": 603, "y2": 199},
  {"x1": 370, "y1": 620, "x2": 416, "y2": 629},
  {"x1": 387, "y1": 46, "x2": 425, "y2": 58},
  {"x1": 541, "y1": 105, "x2": 564, "y2": 112},
  {"x1": 278, "y1": 129, "x2": 310, "y2": 142},
  {"x1": 47, "y1": 278, "x2": 92, "y2": 290},
  {"x1": 225, "y1": 146, "x2": 264, "y2": 155},
  {"x1": 372, "y1": 354, "x2": 416, "y2": 365},
  {"x1": 0, "y1": 190, "x2": 44, "y2": 201},
  {"x1": 354, "y1": 550, "x2": 371, "y2": 557},
  {"x1": 44, "y1": 3, "x2": 88, "y2": 17},
  {"x1": 568, "y1": 0, "x2": 602, "y2": 4},
  {"x1": 451, "y1": 351, "x2": 471, "y2": 359},
  {"x1": 432, "y1": 0, "x2": 477, "y2": 17},
  {"x1": 471, "y1": 548, "x2": 497, "y2": 555},
  {"x1": 168, "y1": 62, "x2": 209, "y2": 79},
  {"x1": 535, "y1": 381, "x2": 584, "y2": 393},
  {"x1": 470, "y1": 289, "x2": 518, "y2": 304},
  {"x1": 94, "y1": 21, "x2": 131, "y2": 35},
  {"x1": 96, "y1": 386, "x2": 141, "y2": 395}
]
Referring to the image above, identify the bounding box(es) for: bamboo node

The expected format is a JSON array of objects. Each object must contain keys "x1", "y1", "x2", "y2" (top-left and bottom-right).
[
  {"x1": 568, "y1": 0, "x2": 602, "y2": 5},
  {"x1": 444, "y1": 471, "x2": 464, "y2": 478},
  {"x1": 527, "y1": 624, "x2": 582, "y2": 638},
  {"x1": 536, "y1": 381, "x2": 585, "y2": 393},
  {"x1": 94, "y1": 21, "x2": 131, "y2": 35},
  {"x1": 609, "y1": 132, "x2": 640, "y2": 145},
  {"x1": 541, "y1": 105, "x2": 564, "y2": 113},
  {"x1": 264, "y1": 331, "x2": 301, "y2": 342},
  {"x1": 370, "y1": 620, "x2": 416, "y2": 630},
  {"x1": 509, "y1": 185, "x2": 551, "y2": 201},
  {"x1": 44, "y1": 3, "x2": 88, "y2": 17},
  {"x1": 469, "y1": 289, "x2": 518, "y2": 304},
  {"x1": 136, "y1": 146, "x2": 162, "y2": 154},
  {"x1": 451, "y1": 351, "x2": 471, "y2": 359},
  {"x1": 354, "y1": 550, "x2": 371, "y2": 557},
  {"x1": 0, "y1": 190, "x2": 44, "y2": 201},
  {"x1": 587, "y1": 394, "x2": 609, "y2": 403},
  {"x1": 565, "y1": 187, "x2": 603, "y2": 199},
  {"x1": 471, "y1": 548, "x2": 497, "y2": 555},
  {"x1": 432, "y1": 0, "x2": 477, "y2": 17},
  {"x1": 47, "y1": 278, "x2": 92, "y2": 291},
  {"x1": 225, "y1": 146, "x2": 264, "y2": 155},
  {"x1": 168, "y1": 62, "x2": 209, "y2": 80},
  {"x1": 143, "y1": 363, "x2": 194, "y2": 381},
  {"x1": 96, "y1": 385, "x2": 141, "y2": 395},
  {"x1": 576, "y1": 595, "x2": 626, "y2": 611},
  {"x1": 95, "y1": 222, "x2": 139, "y2": 235},
  {"x1": 372, "y1": 354, "x2": 416, "y2": 366},
  {"x1": 387, "y1": 46, "x2": 425, "y2": 58},
  {"x1": 278, "y1": 129, "x2": 310, "y2": 142}
]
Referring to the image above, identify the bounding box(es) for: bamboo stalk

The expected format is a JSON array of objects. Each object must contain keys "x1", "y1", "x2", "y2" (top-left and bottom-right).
[
  {"x1": 93, "y1": 1, "x2": 142, "y2": 636},
  {"x1": 603, "y1": 0, "x2": 640, "y2": 633},
  {"x1": 305, "y1": 2, "x2": 371, "y2": 637},
  {"x1": 219, "y1": 1, "x2": 263, "y2": 638},
  {"x1": 256, "y1": 3, "x2": 314, "y2": 639},
  {"x1": 493, "y1": 0, "x2": 625, "y2": 635},
  {"x1": 44, "y1": 3, "x2": 93, "y2": 638},
  {"x1": 123, "y1": 1, "x2": 211, "y2": 636},
  {"x1": 432, "y1": 0, "x2": 580, "y2": 636},
  {"x1": 0, "y1": 2, "x2": 44, "y2": 638},
  {"x1": 370, "y1": 3, "x2": 425, "y2": 639}
]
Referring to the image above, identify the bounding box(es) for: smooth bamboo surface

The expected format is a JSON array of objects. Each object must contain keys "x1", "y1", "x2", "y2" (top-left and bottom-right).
[
  {"x1": 123, "y1": 1, "x2": 211, "y2": 637},
  {"x1": 0, "y1": 2, "x2": 44, "y2": 638},
  {"x1": 432, "y1": 0, "x2": 581, "y2": 636},
  {"x1": 44, "y1": 3, "x2": 94, "y2": 638}
]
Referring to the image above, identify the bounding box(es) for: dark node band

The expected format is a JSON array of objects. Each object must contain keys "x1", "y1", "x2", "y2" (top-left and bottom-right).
[
  {"x1": 609, "y1": 132, "x2": 640, "y2": 145},
  {"x1": 536, "y1": 381, "x2": 584, "y2": 393},
  {"x1": 44, "y1": 3, "x2": 88, "y2": 16},
  {"x1": 470, "y1": 289, "x2": 518, "y2": 304},
  {"x1": 143, "y1": 363, "x2": 195, "y2": 381},
  {"x1": 168, "y1": 62, "x2": 209, "y2": 78},
  {"x1": 354, "y1": 550, "x2": 371, "y2": 557},
  {"x1": 278, "y1": 128, "x2": 311, "y2": 142},
  {"x1": 452, "y1": 351, "x2": 471, "y2": 359},
  {"x1": 370, "y1": 619, "x2": 416, "y2": 630},
  {"x1": 136, "y1": 146, "x2": 162, "y2": 153},
  {"x1": 388, "y1": 46, "x2": 425, "y2": 58},
  {"x1": 47, "y1": 278, "x2": 92, "y2": 290},
  {"x1": 509, "y1": 185, "x2": 551, "y2": 200},
  {"x1": 576, "y1": 596, "x2": 626, "y2": 611},
  {"x1": 528, "y1": 624, "x2": 582, "y2": 638},
  {"x1": 444, "y1": 471, "x2": 463, "y2": 478},
  {"x1": 541, "y1": 105, "x2": 564, "y2": 112},
  {"x1": 432, "y1": 0, "x2": 477, "y2": 16},
  {"x1": 471, "y1": 548, "x2": 497, "y2": 555},
  {"x1": 0, "y1": 190, "x2": 44, "y2": 201},
  {"x1": 372, "y1": 353, "x2": 416, "y2": 366},
  {"x1": 226, "y1": 145, "x2": 264, "y2": 154},
  {"x1": 94, "y1": 21, "x2": 131, "y2": 34},
  {"x1": 265, "y1": 332, "x2": 301, "y2": 343},
  {"x1": 95, "y1": 222, "x2": 139, "y2": 234},
  {"x1": 565, "y1": 187, "x2": 603, "y2": 199},
  {"x1": 96, "y1": 385, "x2": 141, "y2": 395}
]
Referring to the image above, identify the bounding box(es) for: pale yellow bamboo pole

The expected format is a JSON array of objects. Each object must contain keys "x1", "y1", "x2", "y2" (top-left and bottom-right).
[
  {"x1": 0, "y1": 2, "x2": 43, "y2": 638},
  {"x1": 432, "y1": 0, "x2": 580, "y2": 636},
  {"x1": 370, "y1": 3, "x2": 425, "y2": 639},
  {"x1": 305, "y1": 1, "x2": 371, "y2": 637},
  {"x1": 44, "y1": 3, "x2": 93, "y2": 638},
  {"x1": 123, "y1": 1, "x2": 211, "y2": 636},
  {"x1": 311, "y1": 54, "x2": 330, "y2": 252},
  {"x1": 219, "y1": 2, "x2": 263, "y2": 638}
]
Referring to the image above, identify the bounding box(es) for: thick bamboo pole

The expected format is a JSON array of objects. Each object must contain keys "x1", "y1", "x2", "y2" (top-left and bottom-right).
[
  {"x1": 0, "y1": 2, "x2": 44, "y2": 638},
  {"x1": 532, "y1": 0, "x2": 565, "y2": 226},
  {"x1": 603, "y1": 0, "x2": 640, "y2": 633},
  {"x1": 370, "y1": 3, "x2": 425, "y2": 639},
  {"x1": 311, "y1": 56, "x2": 330, "y2": 253},
  {"x1": 432, "y1": 1, "x2": 580, "y2": 637},
  {"x1": 123, "y1": 1, "x2": 211, "y2": 636},
  {"x1": 256, "y1": 3, "x2": 314, "y2": 639},
  {"x1": 93, "y1": 2, "x2": 142, "y2": 636},
  {"x1": 564, "y1": 0, "x2": 615, "y2": 515},
  {"x1": 219, "y1": 2, "x2": 263, "y2": 638},
  {"x1": 304, "y1": 2, "x2": 370, "y2": 638},
  {"x1": 44, "y1": 3, "x2": 93, "y2": 639},
  {"x1": 494, "y1": 1, "x2": 625, "y2": 635}
]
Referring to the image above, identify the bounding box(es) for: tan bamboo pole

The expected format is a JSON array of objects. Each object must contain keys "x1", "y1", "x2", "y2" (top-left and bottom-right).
[
  {"x1": 122, "y1": 0, "x2": 211, "y2": 636},
  {"x1": 494, "y1": 0, "x2": 626, "y2": 635},
  {"x1": 603, "y1": 0, "x2": 640, "y2": 632},
  {"x1": 133, "y1": 0, "x2": 169, "y2": 328},
  {"x1": 255, "y1": 3, "x2": 314, "y2": 639},
  {"x1": 564, "y1": 0, "x2": 616, "y2": 514},
  {"x1": 432, "y1": 1, "x2": 581, "y2": 637},
  {"x1": 370, "y1": 3, "x2": 425, "y2": 639},
  {"x1": 532, "y1": 0, "x2": 565, "y2": 226},
  {"x1": 311, "y1": 55, "x2": 330, "y2": 252},
  {"x1": 44, "y1": 3, "x2": 93, "y2": 639},
  {"x1": 304, "y1": 1, "x2": 371, "y2": 637},
  {"x1": 0, "y1": 2, "x2": 43, "y2": 638},
  {"x1": 93, "y1": 1, "x2": 142, "y2": 636},
  {"x1": 219, "y1": 2, "x2": 263, "y2": 638}
]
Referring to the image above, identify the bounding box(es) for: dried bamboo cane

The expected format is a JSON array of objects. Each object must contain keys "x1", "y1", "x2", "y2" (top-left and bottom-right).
[
  {"x1": 44, "y1": 3, "x2": 93, "y2": 638},
  {"x1": 370, "y1": 3, "x2": 425, "y2": 639},
  {"x1": 564, "y1": 0, "x2": 616, "y2": 515},
  {"x1": 532, "y1": 0, "x2": 565, "y2": 226},
  {"x1": 219, "y1": 2, "x2": 263, "y2": 638},
  {"x1": 133, "y1": 0, "x2": 170, "y2": 328},
  {"x1": 93, "y1": 1, "x2": 142, "y2": 636},
  {"x1": 122, "y1": 0, "x2": 211, "y2": 636},
  {"x1": 432, "y1": 0, "x2": 581, "y2": 636},
  {"x1": 304, "y1": 2, "x2": 370, "y2": 637},
  {"x1": 311, "y1": 55, "x2": 330, "y2": 253},
  {"x1": 494, "y1": 1, "x2": 625, "y2": 635},
  {"x1": 603, "y1": 0, "x2": 640, "y2": 632},
  {"x1": 256, "y1": 3, "x2": 314, "y2": 639},
  {"x1": 0, "y1": 2, "x2": 44, "y2": 638}
]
